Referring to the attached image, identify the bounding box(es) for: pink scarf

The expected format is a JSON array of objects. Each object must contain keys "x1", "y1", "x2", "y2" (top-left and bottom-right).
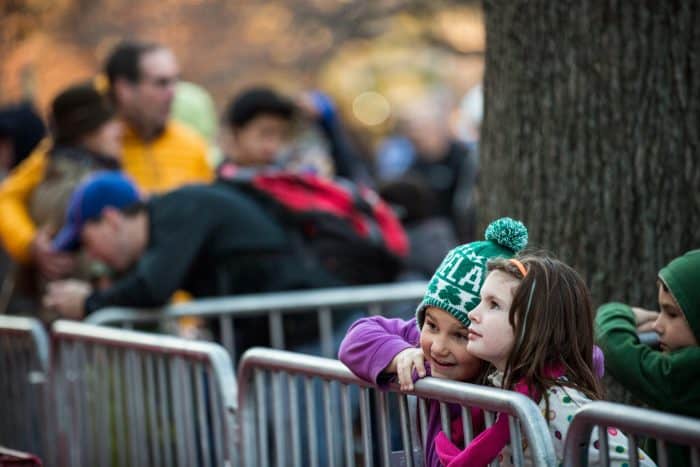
[{"x1": 435, "y1": 366, "x2": 566, "y2": 467}]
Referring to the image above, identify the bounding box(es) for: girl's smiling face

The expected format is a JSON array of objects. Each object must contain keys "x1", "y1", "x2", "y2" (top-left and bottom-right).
[
  {"x1": 419, "y1": 307, "x2": 483, "y2": 382},
  {"x1": 467, "y1": 270, "x2": 521, "y2": 371}
]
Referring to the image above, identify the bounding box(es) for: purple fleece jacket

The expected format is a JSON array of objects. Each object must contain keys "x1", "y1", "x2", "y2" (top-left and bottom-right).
[
  {"x1": 338, "y1": 316, "x2": 607, "y2": 467},
  {"x1": 338, "y1": 315, "x2": 477, "y2": 467}
]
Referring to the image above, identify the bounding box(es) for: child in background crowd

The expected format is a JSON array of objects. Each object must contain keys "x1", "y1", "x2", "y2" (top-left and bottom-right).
[
  {"x1": 596, "y1": 249, "x2": 700, "y2": 466},
  {"x1": 435, "y1": 255, "x2": 655, "y2": 466},
  {"x1": 339, "y1": 217, "x2": 529, "y2": 467}
]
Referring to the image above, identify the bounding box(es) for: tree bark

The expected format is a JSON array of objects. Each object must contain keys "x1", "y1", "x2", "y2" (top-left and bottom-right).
[{"x1": 481, "y1": 0, "x2": 700, "y2": 311}]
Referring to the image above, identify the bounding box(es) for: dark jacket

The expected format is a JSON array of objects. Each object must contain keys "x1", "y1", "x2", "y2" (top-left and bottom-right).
[{"x1": 85, "y1": 183, "x2": 339, "y2": 313}]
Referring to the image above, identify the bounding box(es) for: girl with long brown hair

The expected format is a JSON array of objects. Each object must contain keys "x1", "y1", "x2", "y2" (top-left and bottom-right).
[{"x1": 434, "y1": 254, "x2": 656, "y2": 466}]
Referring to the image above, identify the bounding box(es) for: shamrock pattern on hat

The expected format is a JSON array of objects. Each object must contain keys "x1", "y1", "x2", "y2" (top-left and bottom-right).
[
  {"x1": 432, "y1": 244, "x2": 486, "y2": 311},
  {"x1": 416, "y1": 217, "x2": 529, "y2": 329}
]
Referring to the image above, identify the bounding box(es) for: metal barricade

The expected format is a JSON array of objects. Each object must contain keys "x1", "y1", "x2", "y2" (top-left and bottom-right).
[
  {"x1": 563, "y1": 401, "x2": 700, "y2": 467},
  {"x1": 237, "y1": 347, "x2": 556, "y2": 467},
  {"x1": 86, "y1": 281, "x2": 428, "y2": 363},
  {"x1": 51, "y1": 320, "x2": 238, "y2": 467},
  {"x1": 0, "y1": 316, "x2": 51, "y2": 464},
  {"x1": 0, "y1": 446, "x2": 44, "y2": 466}
]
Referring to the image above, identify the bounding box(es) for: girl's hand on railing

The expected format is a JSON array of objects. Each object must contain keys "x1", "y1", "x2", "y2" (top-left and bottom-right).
[{"x1": 386, "y1": 347, "x2": 427, "y2": 391}]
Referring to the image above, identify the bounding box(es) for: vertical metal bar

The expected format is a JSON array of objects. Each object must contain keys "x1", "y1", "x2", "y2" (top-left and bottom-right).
[
  {"x1": 485, "y1": 411, "x2": 498, "y2": 467},
  {"x1": 376, "y1": 390, "x2": 391, "y2": 466},
  {"x1": 73, "y1": 342, "x2": 87, "y2": 467},
  {"x1": 195, "y1": 364, "x2": 212, "y2": 467},
  {"x1": 255, "y1": 369, "x2": 270, "y2": 467},
  {"x1": 26, "y1": 340, "x2": 36, "y2": 453},
  {"x1": 599, "y1": 425, "x2": 610, "y2": 466},
  {"x1": 461, "y1": 405, "x2": 474, "y2": 443},
  {"x1": 318, "y1": 307, "x2": 334, "y2": 358},
  {"x1": 27, "y1": 339, "x2": 36, "y2": 455},
  {"x1": 134, "y1": 352, "x2": 150, "y2": 466},
  {"x1": 239, "y1": 371, "x2": 256, "y2": 467},
  {"x1": 126, "y1": 351, "x2": 140, "y2": 467},
  {"x1": 220, "y1": 316, "x2": 236, "y2": 362},
  {"x1": 30, "y1": 342, "x2": 42, "y2": 456},
  {"x1": 6, "y1": 337, "x2": 18, "y2": 449},
  {"x1": 419, "y1": 398, "x2": 428, "y2": 448},
  {"x1": 305, "y1": 377, "x2": 319, "y2": 467},
  {"x1": 170, "y1": 357, "x2": 187, "y2": 467},
  {"x1": 158, "y1": 356, "x2": 173, "y2": 467},
  {"x1": 145, "y1": 354, "x2": 161, "y2": 467},
  {"x1": 66, "y1": 342, "x2": 78, "y2": 465},
  {"x1": 440, "y1": 402, "x2": 451, "y2": 440},
  {"x1": 341, "y1": 384, "x2": 354, "y2": 467},
  {"x1": 272, "y1": 371, "x2": 286, "y2": 467},
  {"x1": 112, "y1": 349, "x2": 127, "y2": 467},
  {"x1": 17, "y1": 340, "x2": 28, "y2": 452},
  {"x1": 57, "y1": 341, "x2": 70, "y2": 466},
  {"x1": 657, "y1": 439, "x2": 669, "y2": 467},
  {"x1": 0, "y1": 337, "x2": 9, "y2": 447},
  {"x1": 0, "y1": 337, "x2": 7, "y2": 444},
  {"x1": 95, "y1": 347, "x2": 110, "y2": 467},
  {"x1": 180, "y1": 360, "x2": 198, "y2": 467},
  {"x1": 628, "y1": 434, "x2": 640, "y2": 467},
  {"x1": 407, "y1": 396, "x2": 422, "y2": 465},
  {"x1": 51, "y1": 338, "x2": 66, "y2": 464},
  {"x1": 288, "y1": 373, "x2": 302, "y2": 467},
  {"x1": 508, "y1": 415, "x2": 524, "y2": 466},
  {"x1": 323, "y1": 380, "x2": 337, "y2": 467},
  {"x1": 85, "y1": 344, "x2": 98, "y2": 466},
  {"x1": 269, "y1": 310, "x2": 285, "y2": 349},
  {"x1": 398, "y1": 394, "x2": 414, "y2": 467},
  {"x1": 207, "y1": 366, "x2": 224, "y2": 466},
  {"x1": 359, "y1": 388, "x2": 373, "y2": 467},
  {"x1": 690, "y1": 446, "x2": 700, "y2": 467}
]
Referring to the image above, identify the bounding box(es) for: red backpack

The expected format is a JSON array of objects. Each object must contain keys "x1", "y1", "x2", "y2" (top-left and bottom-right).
[{"x1": 218, "y1": 164, "x2": 408, "y2": 285}]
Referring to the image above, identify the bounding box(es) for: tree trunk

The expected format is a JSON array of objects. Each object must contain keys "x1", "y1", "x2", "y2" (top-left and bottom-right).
[{"x1": 481, "y1": 0, "x2": 700, "y2": 312}]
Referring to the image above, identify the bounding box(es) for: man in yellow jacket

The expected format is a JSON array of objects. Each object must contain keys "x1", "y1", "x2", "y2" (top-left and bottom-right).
[{"x1": 0, "y1": 40, "x2": 213, "y2": 280}]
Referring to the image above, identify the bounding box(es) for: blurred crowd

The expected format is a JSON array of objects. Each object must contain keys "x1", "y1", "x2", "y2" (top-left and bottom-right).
[{"x1": 0, "y1": 39, "x2": 480, "y2": 327}]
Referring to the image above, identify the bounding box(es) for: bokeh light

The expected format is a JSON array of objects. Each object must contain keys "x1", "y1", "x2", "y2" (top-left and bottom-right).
[{"x1": 352, "y1": 91, "x2": 392, "y2": 126}]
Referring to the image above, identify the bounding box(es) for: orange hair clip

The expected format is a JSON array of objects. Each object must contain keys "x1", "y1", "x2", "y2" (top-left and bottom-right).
[{"x1": 509, "y1": 258, "x2": 528, "y2": 278}]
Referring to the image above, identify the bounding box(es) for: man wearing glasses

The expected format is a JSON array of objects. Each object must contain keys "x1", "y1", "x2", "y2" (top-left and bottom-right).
[{"x1": 0, "y1": 40, "x2": 212, "y2": 283}]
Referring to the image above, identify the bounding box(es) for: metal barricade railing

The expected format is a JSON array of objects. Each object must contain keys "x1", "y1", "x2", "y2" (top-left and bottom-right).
[
  {"x1": 86, "y1": 281, "x2": 428, "y2": 363},
  {"x1": 563, "y1": 401, "x2": 700, "y2": 467},
  {"x1": 0, "y1": 446, "x2": 44, "y2": 466},
  {"x1": 51, "y1": 320, "x2": 238, "y2": 467},
  {"x1": 237, "y1": 347, "x2": 556, "y2": 467},
  {"x1": 0, "y1": 315, "x2": 51, "y2": 464}
]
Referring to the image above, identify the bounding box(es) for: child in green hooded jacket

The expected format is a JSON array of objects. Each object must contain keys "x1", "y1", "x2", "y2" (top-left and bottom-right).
[{"x1": 596, "y1": 249, "x2": 700, "y2": 466}]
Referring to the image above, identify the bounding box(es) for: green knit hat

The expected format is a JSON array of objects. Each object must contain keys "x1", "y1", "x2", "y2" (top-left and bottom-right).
[
  {"x1": 416, "y1": 217, "x2": 528, "y2": 329},
  {"x1": 659, "y1": 249, "x2": 700, "y2": 342}
]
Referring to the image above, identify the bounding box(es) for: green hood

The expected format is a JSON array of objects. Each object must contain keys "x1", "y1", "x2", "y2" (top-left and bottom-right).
[{"x1": 659, "y1": 249, "x2": 700, "y2": 342}]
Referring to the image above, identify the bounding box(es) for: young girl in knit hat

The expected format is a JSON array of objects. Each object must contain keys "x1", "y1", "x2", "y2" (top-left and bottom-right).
[
  {"x1": 339, "y1": 217, "x2": 529, "y2": 467},
  {"x1": 434, "y1": 255, "x2": 656, "y2": 466}
]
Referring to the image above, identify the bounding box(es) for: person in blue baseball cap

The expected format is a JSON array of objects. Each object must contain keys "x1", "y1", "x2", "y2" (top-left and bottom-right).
[
  {"x1": 43, "y1": 170, "x2": 343, "y2": 320},
  {"x1": 52, "y1": 171, "x2": 141, "y2": 254}
]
